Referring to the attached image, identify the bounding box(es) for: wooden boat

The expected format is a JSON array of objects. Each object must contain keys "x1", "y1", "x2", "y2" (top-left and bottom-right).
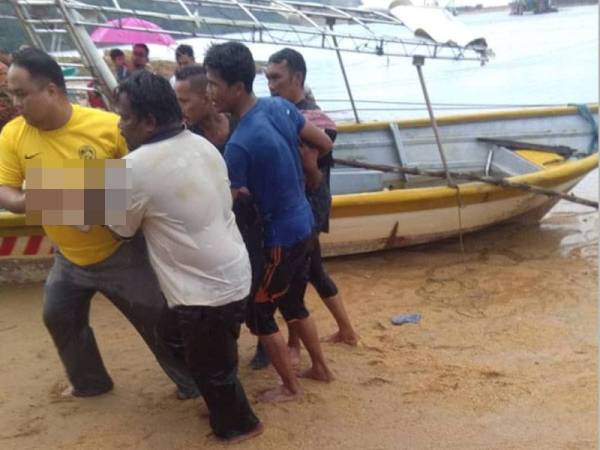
[
  {"x1": 1, "y1": 104, "x2": 596, "y2": 262},
  {"x1": 324, "y1": 104, "x2": 598, "y2": 256},
  {"x1": 0, "y1": 1, "x2": 596, "y2": 278}
]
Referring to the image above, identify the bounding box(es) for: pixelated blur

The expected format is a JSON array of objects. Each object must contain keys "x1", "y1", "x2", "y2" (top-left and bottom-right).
[{"x1": 25, "y1": 159, "x2": 131, "y2": 226}]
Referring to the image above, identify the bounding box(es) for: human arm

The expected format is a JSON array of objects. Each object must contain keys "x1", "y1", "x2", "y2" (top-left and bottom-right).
[
  {"x1": 0, "y1": 128, "x2": 26, "y2": 213},
  {"x1": 224, "y1": 142, "x2": 249, "y2": 203},
  {"x1": 107, "y1": 161, "x2": 145, "y2": 238},
  {"x1": 299, "y1": 120, "x2": 333, "y2": 158},
  {"x1": 0, "y1": 185, "x2": 25, "y2": 213}
]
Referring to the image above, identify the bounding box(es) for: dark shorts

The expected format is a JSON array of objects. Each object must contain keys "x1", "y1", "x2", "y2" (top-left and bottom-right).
[
  {"x1": 308, "y1": 234, "x2": 338, "y2": 299},
  {"x1": 245, "y1": 236, "x2": 313, "y2": 336}
]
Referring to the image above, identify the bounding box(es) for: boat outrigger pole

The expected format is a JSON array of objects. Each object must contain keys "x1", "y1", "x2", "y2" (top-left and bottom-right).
[
  {"x1": 413, "y1": 55, "x2": 455, "y2": 187},
  {"x1": 327, "y1": 17, "x2": 360, "y2": 124}
]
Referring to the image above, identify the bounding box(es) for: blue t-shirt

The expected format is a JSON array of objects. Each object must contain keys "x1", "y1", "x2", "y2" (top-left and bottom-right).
[{"x1": 225, "y1": 97, "x2": 314, "y2": 248}]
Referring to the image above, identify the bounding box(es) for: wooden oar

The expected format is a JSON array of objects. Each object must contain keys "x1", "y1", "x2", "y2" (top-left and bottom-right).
[
  {"x1": 333, "y1": 157, "x2": 598, "y2": 209},
  {"x1": 476, "y1": 137, "x2": 577, "y2": 158}
]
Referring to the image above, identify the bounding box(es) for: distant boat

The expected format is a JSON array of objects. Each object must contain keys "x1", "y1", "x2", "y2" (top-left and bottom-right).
[{"x1": 509, "y1": 0, "x2": 558, "y2": 15}]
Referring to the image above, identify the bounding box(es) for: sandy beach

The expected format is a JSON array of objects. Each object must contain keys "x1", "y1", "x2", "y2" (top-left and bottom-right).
[{"x1": 0, "y1": 180, "x2": 596, "y2": 449}]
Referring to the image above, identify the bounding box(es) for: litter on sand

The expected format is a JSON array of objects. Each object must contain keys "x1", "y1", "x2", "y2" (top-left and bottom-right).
[{"x1": 390, "y1": 313, "x2": 422, "y2": 326}]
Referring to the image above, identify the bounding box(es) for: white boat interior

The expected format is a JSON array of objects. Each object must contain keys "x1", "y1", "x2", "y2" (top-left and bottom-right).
[{"x1": 330, "y1": 109, "x2": 595, "y2": 194}]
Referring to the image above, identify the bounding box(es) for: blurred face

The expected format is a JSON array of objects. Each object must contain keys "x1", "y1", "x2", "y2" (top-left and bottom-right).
[
  {"x1": 206, "y1": 67, "x2": 239, "y2": 114},
  {"x1": 0, "y1": 62, "x2": 7, "y2": 85},
  {"x1": 7, "y1": 65, "x2": 61, "y2": 128},
  {"x1": 176, "y1": 54, "x2": 194, "y2": 69},
  {"x1": 113, "y1": 55, "x2": 126, "y2": 66},
  {"x1": 116, "y1": 92, "x2": 154, "y2": 151},
  {"x1": 175, "y1": 78, "x2": 209, "y2": 125},
  {"x1": 266, "y1": 60, "x2": 302, "y2": 101},
  {"x1": 132, "y1": 46, "x2": 148, "y2": 68}
]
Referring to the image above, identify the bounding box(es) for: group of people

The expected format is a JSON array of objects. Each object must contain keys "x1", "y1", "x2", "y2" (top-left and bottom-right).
[{"x1": 0, "y1": 42, "x2": 357, "y2": 443}]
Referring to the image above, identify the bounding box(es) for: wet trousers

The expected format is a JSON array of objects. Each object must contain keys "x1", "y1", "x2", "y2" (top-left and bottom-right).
[{"x1": 42, "y1": 233, "x2": 198, "y2": 397}]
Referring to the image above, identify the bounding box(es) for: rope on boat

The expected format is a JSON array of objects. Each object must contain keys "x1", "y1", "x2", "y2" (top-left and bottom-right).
[
  {"x1": 333, "y1": 158, "x2": 599, "y2": 210},
  {"x1": 413, "y1": 56, "x2": 467, "y2": 257},
  {"x1": 571, "y1": 103, "x2": 598, "y2": 155}
]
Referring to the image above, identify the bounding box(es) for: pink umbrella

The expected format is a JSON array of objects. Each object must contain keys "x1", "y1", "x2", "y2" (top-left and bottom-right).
[{"x1": 91, "y1": 17, "x2": 176, "y2": 46}]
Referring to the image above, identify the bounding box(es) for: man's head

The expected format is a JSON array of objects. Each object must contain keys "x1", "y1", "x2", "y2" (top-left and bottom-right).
[
  {"x1": 7, "y1": 47, "x2": 67, "y2": 129},
  {"x1": 203, "y1": 42, "x2": 255, "y2": 114},
  {"x1": 174, "y1": 64, "x2": 212, "y2": 126},
  {"x1": 109, "y1": 48, "x2": 126, "y2": 66},
  {"x1": 175, "y1": 44, "x2": 195, "y2": 68},
  {"x1": 132, "y1": 43, "x2": 149, "y2": 69},
  {"x1": 115, "y1": 70, "x2": 182, "y2": 151},
  {"x1": 266, "y1": 48, "x2": 307, "y2": 103}
]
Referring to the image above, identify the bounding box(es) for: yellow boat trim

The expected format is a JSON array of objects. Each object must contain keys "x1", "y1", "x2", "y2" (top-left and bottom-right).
[
  {"x1": 338, "y1": 104, "x2": 599, "y2": 132},
  {"x1": 0, "y1": 153, "x2": 597, "y2": 234}
]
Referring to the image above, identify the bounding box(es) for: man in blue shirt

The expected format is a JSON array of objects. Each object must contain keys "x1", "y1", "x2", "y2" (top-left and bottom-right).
[{"x1": 205, "y1": 42, "x2": 334, "y2": 402}]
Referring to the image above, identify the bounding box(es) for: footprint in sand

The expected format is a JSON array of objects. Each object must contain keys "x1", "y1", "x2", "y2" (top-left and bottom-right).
[{"x1": 360, "y1": 377, "x2": 392, "y2": 387}]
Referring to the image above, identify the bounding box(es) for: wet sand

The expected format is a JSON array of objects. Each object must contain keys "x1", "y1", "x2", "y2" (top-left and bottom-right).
[{"x1": 0, "y1": 176, "x2": 597, "y2": 449}]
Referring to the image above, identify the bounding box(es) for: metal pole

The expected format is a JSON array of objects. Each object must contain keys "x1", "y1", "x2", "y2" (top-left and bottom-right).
[
  {"x1": 9, "y1": 0, "x2": 45, "y2": 49},
  {"x1": 56, "y1": 0, "x2": 118, "y2": 109},
  {"x1": 327, "y1": 20, "x2": 360, "y2": 124},
  {"x1": 413, "y1": 55, "x2": 455, "y2": 187}
]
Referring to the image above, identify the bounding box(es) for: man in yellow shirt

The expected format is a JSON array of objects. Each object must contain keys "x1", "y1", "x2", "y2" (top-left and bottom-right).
[{"x1": 0, "y1": 47, "x2": 198, "y2": 398}]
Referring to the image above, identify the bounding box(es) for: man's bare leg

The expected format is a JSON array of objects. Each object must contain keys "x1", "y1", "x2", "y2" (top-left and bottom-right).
[
  {"x1": 321, "y1": 293, "x2": 358, "y2": 346},
  {"x1": 258, "y1": 331, "x2": 303, "y2": 402},
  {"x1": 292, "y1": 317, "x2": 334, "y2": 382},
  {"x1": 287, "y1": 327, "x2": 302, "y2": 367}
]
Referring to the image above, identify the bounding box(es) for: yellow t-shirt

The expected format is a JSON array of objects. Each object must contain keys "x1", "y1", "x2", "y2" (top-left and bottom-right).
[{"x1": 0, "y1": 105, "x2": 128, "y2": 266}]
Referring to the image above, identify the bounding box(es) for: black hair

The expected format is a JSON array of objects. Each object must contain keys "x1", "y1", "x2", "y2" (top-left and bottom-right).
[
  {"x1": 174, "y1": 64, "x2": 207, "y2": 92},
  {"x1": 175, "y1": 44, "x2": 194, "y2": 59},
  {"x1": 116, "y1": 70, "x2": 182, "y2": 127},
  {"x1": 268, "y1": 48, "x2": 307, "y2": 87},
  {"x1": 203, "y1": 42, "x2": 255, "y2": 94},
  {"x1": 133, "y1": 43, "x2": 149, "y2": 57},
  {"x1": 11, "y1": 47, "x2": 66, "y2": 93},
  {"x1": 109, "y1": 48, "x2": 125, "y2": 60}
]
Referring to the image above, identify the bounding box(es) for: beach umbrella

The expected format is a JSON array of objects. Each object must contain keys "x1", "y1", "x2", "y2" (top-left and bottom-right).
[{"x1": 90, "y1": 17, "x2": 176, "y2": 46}]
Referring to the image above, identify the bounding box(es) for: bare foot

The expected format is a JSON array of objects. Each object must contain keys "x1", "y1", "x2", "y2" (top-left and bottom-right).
[
  {"x1": 58, "y1": 384, "x2": 112, "y2": 398},
  {"x1": 322, "y1": 330, "x2": 358, "y2": 346},
  {"x1": 218, "y1": 422, "x2": 264, "y2": 445},
  {"x1": 299, "y1": 365, "x2": 335, "y2": 382},
  {"x1": 259, "y1": 385, "x2": 302, "y2": 403},
  {"x1": 61, "y1": 386, "x2": 75, "y2": 398},
  {"x1": 288, "y1": 345, "x2": 301, "y2": 367}
]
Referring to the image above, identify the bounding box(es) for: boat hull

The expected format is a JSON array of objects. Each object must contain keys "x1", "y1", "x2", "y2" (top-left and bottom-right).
[{"x1": 0, "y1": 106, "x2": 597, "y2": 281}]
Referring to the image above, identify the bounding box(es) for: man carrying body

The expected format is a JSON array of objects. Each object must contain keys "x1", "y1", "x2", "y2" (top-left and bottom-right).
[
  {"x1": 110, "y1": 71, "x2": 262, "y2": 443},
  {"x1": 204, "y1": 42, "x2": 334, "y2": 402},
  {"x1": 174, "y1": 65, "x2": 233, "y2": 153},
  {"x1": 0, "y1": 47, "x2": 198, "y2": 399},
  {"x1": 266, "y1": 48, "x2": 358, "y2": 356},
  {"x1": 249, "y1": 48, "x2": 357, "y2": 369}
]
